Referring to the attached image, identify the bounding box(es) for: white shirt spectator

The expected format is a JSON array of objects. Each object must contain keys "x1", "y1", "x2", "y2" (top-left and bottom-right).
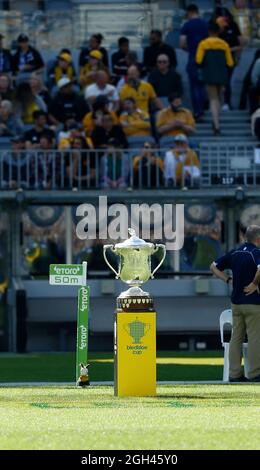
[
  {"x1": 164, "y1": 147, "x2": 200, "y2": 184},
  {"x1": 84, "y1": 83, "x2": 119, "y2": 111},
  {"x1": 164, "y1": 150, "x2": 177, "y2": 182}
]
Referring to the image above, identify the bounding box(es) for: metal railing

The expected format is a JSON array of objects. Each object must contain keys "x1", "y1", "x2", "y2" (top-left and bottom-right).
[
  {"x1": 0, "y1": 10, "x2": 79, "y2": 50},
  {"x1": 0, "y1": 143, "x2": 260, "y2": 191},
  {"x1": 160, "y1": 7, "x2": 260, "y2": 46},
  {"x1": 0, "y1": 4, "x2": 151, "y2": 50},
  {"x1": 1, "y1": 5, "x2": 259, "y2": 52},
  {"x1": 0, "y1": 148, "x2": 198, "y2": 190},
  {"x1": 200, "y1": 142, "x2": 260, "y2": 187}
]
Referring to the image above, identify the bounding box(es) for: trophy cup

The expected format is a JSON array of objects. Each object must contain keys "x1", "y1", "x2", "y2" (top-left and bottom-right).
[
  {"x1": 103, "y1": 229, "x2": 166, "y2": 397},
  {"x1": 103, "y1": 228, "x2": 166, "y2": 309}
]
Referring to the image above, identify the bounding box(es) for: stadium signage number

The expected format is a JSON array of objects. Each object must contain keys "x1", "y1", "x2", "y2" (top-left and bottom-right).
[{"x1": 49, "y1": 264, "x2": 85, "y2": 286}]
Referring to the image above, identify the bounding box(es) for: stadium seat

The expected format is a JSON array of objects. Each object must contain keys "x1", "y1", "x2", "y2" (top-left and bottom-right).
[
  {"x1": 22, "y1": 124, "x2": 33, "y2": 132},
  {"x1": 164, "y1": 13, "x2": 184, "y2": 49},
  {"x1": 220, "y1": 309, "x2": 249, "y2": 382},
  {"x1": 159, "y1": 135, "x2": 175, "y2": 150},
  {"x1": 127, "y1": 135, "x2": 155, "y2": 149},
  {"x1": 45, "y1": 0, "x2": 71, "y2": 10},
  {"x1": 0, "y1": 137, "x2": 11, "y2": 150}
]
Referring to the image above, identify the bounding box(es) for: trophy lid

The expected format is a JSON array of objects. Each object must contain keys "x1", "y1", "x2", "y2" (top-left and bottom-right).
[{"x1": 114, "y1": 228, "x2": 154, "y2": 250}]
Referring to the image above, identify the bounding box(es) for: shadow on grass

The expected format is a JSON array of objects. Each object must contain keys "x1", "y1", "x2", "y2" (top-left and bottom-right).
[
  {"x1": 0, "y1": 353, "x2": 223, "y2": 383},
  {"x1": 87, "y1": 362, "x2": 224, "y2": 382},
  {"x1": 157, "y1": 363, "x2": 222, "y2": 381}
]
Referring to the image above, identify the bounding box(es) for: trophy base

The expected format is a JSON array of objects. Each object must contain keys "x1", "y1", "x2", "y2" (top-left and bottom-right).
[
  {"x1": 117, "y1": 286, "x2": 154, "y2": 312},
  {"x1": 118, "y1": 286, "x2": 149, "y2": 298}
]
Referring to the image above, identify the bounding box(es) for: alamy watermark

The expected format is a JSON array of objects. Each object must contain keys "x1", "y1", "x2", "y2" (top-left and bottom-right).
[{"x1": 75, "y1": 196, "x2": 184, "y2": 251}]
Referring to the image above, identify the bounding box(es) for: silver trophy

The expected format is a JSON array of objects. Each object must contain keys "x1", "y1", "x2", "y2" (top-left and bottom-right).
[{"x1": 103, "y1": 229, "x2": 166, "y2": 300}]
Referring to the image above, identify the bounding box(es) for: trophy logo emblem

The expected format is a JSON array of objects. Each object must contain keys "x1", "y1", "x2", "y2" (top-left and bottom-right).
[{"x1": 124, "y1": 319, "x2": 150, "y2": 344}]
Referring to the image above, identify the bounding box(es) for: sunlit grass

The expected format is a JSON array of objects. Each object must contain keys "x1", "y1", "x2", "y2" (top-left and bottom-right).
[{"x1": 0, "y1": 385, "x2": 260, "y2": 450}]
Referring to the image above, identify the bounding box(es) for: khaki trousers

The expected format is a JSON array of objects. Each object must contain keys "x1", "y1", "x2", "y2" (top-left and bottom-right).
[{"x1": 230, "y1": 303, "x2": 260, "y2": 379}]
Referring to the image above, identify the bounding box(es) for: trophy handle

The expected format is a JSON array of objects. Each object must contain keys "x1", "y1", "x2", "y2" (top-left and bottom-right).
[
  {"x1": 103, "y1": 244, "x2": 120, "y2": 278},
  {"x1": 151, "y1": 244, "x2": 166, "y2": 279}
]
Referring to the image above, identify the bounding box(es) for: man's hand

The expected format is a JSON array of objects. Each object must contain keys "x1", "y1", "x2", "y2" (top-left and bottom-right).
[
  {"x1": 171, "y1": 119, "x2": 183, "y2": 128},
  {"x1": 244, "y1": 282, "x2": 258, "y2": 296},
  {"x1": 227, "y1": 277, "x2": 233, "y2": 286}
]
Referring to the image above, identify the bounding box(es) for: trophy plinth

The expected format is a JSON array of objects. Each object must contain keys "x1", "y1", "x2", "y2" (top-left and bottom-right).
[
  {"x1": 103, "y1": 229, "x2": 166, "y2": 397},
  {"x1": 117, "y1": 295, "x2": 154, "y2": 312}
]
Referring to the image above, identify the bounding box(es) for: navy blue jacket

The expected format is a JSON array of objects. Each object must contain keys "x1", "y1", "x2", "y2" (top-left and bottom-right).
[{"x1": 215, "y1": 243, "x2": 260, "y2": 305}]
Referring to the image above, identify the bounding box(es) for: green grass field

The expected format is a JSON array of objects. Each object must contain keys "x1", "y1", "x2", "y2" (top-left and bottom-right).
[
  {"x1": 0, "y1": 352, "x2": 258, "y2": 450},
  {"x1": 1, "y1": 385, "x2": 260, "y2": 450}
]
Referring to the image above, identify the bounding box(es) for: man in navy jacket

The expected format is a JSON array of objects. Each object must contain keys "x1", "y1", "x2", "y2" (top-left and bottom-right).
[{"x1": 210, "y1": 225, "x2": 260, "y2": 382}]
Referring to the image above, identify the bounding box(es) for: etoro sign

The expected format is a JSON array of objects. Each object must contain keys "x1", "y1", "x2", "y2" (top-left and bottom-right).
[
  {"x1": 49, "y1": 264, "x2": 87, "y2": 286},
  {"x1": 49, "y1": 261, "x2": 90, "y2": 386}
]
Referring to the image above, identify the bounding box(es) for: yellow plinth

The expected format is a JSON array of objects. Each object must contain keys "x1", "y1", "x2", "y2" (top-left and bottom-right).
[{"x1": 114, "y1": 310, "x2": 156, "y2": 397}]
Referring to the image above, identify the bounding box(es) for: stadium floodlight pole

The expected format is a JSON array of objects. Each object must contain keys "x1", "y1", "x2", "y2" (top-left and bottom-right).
[{"x1": 49, "y1": 261, "x2": 90, "y2": 387}]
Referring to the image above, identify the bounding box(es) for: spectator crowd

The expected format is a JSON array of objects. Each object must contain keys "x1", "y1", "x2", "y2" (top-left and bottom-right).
[{"x1": 0, "y1": 3, "x2": 259, "y2": 190}]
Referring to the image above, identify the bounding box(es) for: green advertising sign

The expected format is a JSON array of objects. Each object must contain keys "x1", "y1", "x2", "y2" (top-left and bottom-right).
[
  {"x1": 76, "y1": 286, "x2": 90, "y2": 381},
  {"x1": 49, "y1": 262, "x2": 89, "y2": 385},
  {"x1": 49, "y1": 264, "x2": 86, "y2": 286}
]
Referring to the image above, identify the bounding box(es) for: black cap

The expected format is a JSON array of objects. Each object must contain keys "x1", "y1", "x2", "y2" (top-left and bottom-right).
[{"x1": 17, "y1": 34, "x2": 29, "y2": 43}]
